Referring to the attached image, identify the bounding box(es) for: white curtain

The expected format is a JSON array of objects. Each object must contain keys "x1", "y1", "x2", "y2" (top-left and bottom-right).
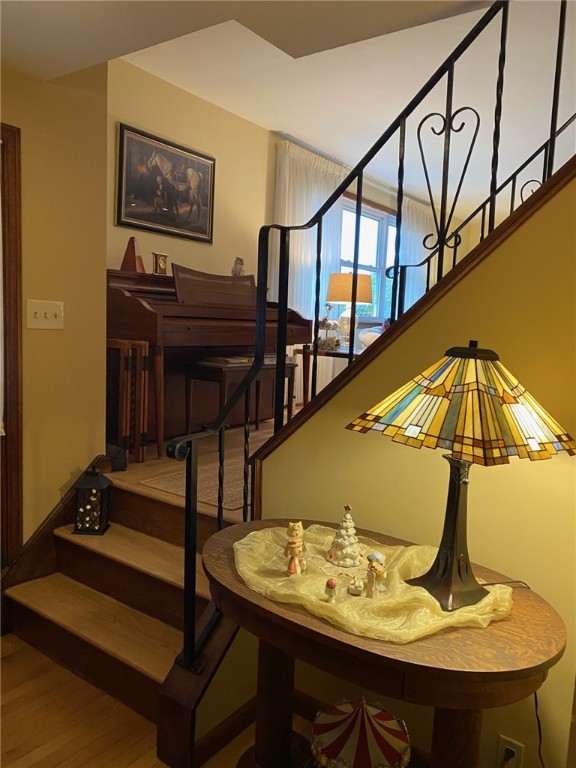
[
  {"x1": 272, "y1": 141, "x2": 348, "y2": 402},
  {"x1": 272, "y1": 141, "x2": 347, "y2": 315},
  {"x1": 399, "y1": 196, "x2": 437, "y2": 312},
  {"x1": 270, "y1": 141, "x2": 440, "y2": 400}
]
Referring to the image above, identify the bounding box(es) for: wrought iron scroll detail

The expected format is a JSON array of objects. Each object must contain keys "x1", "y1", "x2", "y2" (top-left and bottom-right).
[
  {"x1": 520, "y1": 179, "x2": 542, "y2": 202},
  {"x1": 417, "y1": 106, "x2": 481, "y2": 253}
]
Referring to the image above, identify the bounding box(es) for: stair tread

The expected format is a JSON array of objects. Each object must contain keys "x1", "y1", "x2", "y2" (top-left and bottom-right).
[
  {"x1": 5, "y1": 573, "x2": 182, "y2": 682},
  {"x1": 54, "y1": 524, "x2": 210, "y2": 600}
]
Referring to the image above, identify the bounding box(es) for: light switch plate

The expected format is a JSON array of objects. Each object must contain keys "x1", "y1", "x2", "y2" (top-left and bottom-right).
[{"x1": 26, "y1": 299, "x2": 64, "y2": 329}]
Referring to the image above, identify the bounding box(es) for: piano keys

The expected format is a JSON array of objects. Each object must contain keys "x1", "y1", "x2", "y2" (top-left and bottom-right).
[{"x1": 106, "y1": 267, "x2": 311, "y2": 455}]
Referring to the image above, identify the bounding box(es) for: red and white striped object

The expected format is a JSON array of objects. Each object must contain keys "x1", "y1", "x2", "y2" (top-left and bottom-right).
[{"x1": 311, "y1": 699, "x2": 410, "y2": 768}]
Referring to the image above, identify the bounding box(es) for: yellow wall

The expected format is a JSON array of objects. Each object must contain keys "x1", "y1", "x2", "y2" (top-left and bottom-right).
[
  {"x1": 2, "y1": 58, "x2": 276, "y2": 735},
  {"x1": 2, "y1": 59, "x2": 279, "y2": 541},
  {"x1": 106, "y1": 60, "x2": 277, "y2": 275},
  {"x1": 1, "y1": 65, "x2": 108, "y2": 540},
  {"x1": 260, "y1": 177, "x2": 576, "y2": 766}
]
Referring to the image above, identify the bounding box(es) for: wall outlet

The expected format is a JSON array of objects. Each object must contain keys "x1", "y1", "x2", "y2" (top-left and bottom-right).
[
  {"x1": 496, "y1": 735, "x2": 524, "y2": 767},
  {"x1": 26, "y1": 299, "x2": 64, "y2": 329}
]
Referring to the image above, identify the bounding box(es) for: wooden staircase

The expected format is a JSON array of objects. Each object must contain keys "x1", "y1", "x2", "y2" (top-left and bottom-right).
[
  {"x1": 4, "y1": 160, "x2": 575, "y2": 768},
  {"x1": 3, "y1": 478, "x2": 238, "y2": 767}
]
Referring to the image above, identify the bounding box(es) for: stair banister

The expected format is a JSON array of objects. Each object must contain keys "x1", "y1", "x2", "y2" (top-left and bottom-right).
[
  {"x1": 488, "y1": 1, "x2": 508, "y2": 233},
  {"x1": 348, "y1": 172, "x2": 364, "y2": 363},
  {"x1": 265, "y1": 0, "x2": 508, "y2": 244},
  {"x1": 274, "y1": 228, "x2": 291, "y2": 433},
  {"x1": 386, "y1": 110, "x2": 576, "y2": 299},
  {"x1": 546, "y1": 0, "x2": 568, "y2": 179},
  {"x1": 258, "y1": 0, "x2": 512, "y2": 377},
  {"x1": 311, "y1": 219, "x2": 323, "y2": 399},
  {"x1": 166, "y1": 215, "x2": 284, "y2": 670},
  {"x1": 165, "y1": 0, "x2": 574, "y2": 680}
]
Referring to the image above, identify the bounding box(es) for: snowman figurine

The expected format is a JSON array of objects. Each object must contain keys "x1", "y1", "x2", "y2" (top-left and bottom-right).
[{"x1": 366, "y1": 552, "x2": 387, "y2": 598}]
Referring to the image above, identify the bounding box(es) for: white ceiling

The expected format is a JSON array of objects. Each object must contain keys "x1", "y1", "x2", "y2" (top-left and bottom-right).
[
  {"x1": 125, "y1": 13, "x2": 486, "y2": 168},
  {"x1": 2, "y1": 1, "x2": 574, "y2": 215}
]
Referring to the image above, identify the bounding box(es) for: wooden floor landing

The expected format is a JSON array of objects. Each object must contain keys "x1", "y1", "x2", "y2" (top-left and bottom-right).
[
  {"x1": 1, "y1": 635, "x2": 311, "y2": 768},
  {"x1": 110, "y1": 418, "x2": 278, "y2": 510}
]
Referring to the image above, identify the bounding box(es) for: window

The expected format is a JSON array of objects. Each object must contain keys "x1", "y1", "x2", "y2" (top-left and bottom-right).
[{"x1": 338, "y1": 197, "x2": 396, "y2": 322}]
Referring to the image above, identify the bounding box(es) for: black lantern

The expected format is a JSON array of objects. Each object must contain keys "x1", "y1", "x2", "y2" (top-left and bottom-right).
[{"x1": 73, "y1": 466, "x2": 111, "y2": 535}]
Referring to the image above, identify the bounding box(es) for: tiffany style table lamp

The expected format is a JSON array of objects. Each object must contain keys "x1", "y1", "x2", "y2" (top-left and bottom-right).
[{"x1": 346, "y1": 340, "x2": 575, "y2": 611}]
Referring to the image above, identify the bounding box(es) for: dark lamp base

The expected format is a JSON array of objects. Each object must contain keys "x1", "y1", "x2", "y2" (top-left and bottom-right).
[
  {"x1": 407, "y1": 569, "x2": 489, "y2": 612},
  {"x1": 407, "y1": 455, "x2": 490, "y2": 612}
]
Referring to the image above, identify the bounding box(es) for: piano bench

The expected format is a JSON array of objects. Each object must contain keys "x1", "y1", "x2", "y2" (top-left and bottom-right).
[{"x1": 185, "y1": 360, "x2": 296, "y2": 433}]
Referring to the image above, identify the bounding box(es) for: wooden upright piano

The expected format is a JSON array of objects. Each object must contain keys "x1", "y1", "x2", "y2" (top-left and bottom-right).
[{"x1": 106, "y1": 267, "x2": 312, "y2": 453}]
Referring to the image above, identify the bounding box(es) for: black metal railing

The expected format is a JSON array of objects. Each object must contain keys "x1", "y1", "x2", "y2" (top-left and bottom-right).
[
  {"x1": 261, "y1": 0, "x2": 572, "y2": 401},
  {"x1": 165, "y1": 249, "x2": 275, "y2": 668},
  {"x1": 166, "y1": 0, "x2": 574, "y2": 673},
  {"x1": 388, "y1": 111, "x2": 576, "y2": 316}
]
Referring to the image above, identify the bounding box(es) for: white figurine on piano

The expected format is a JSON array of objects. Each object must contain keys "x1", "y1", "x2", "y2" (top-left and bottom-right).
[{"x1": 231, "y1": 257, "x2": 245, "y2": 277}]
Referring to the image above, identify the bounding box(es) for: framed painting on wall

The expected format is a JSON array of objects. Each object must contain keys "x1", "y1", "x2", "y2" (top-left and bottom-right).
[{"x1": 116, "y1": 124, "x2": 215, "y2": 243}]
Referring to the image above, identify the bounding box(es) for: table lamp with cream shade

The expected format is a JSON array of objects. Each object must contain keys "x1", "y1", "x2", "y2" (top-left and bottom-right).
[
  {"x1": 346, "y1": 340, "x2": 576, "y2": 611},
  {"x1": 326, "y1": 272, "x2": 373, "y2": 346}
]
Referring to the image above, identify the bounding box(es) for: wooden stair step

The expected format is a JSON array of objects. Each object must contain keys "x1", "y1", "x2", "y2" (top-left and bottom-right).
[
  {"x1": 53, "y1": 524, "x2": 210, "y2": 600},
  {"x1": 5, "y1": 573, "x2": 182, "y2": 683},
  {"x1": 108, "y1": 485, "x2": 224, "y2": 552}
]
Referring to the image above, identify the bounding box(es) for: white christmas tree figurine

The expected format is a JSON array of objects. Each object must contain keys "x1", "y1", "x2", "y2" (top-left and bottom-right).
[{"x1": 327, "y1": 505, "x2": 362, "y2": 567}]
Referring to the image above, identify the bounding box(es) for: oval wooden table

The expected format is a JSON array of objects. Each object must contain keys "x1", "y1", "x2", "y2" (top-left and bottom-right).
[{"x1": 202, "y1": 519, "x2": 566, "y2": 768}]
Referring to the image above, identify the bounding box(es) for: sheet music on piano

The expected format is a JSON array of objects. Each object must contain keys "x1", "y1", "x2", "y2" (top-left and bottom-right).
[
  {"x1": 198, "y1": 354, "x2": 294, "y2": 367},
  {"x1": 199, "y1": 355, "x2": 254, "y2": 367}
]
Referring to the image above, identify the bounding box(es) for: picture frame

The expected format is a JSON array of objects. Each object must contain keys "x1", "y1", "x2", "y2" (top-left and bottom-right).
[
  {"x1": 152, "y1": 253, "x2": 168, "y2": 275},
  {"x1": 116, "y1": 124, "x2": 215, "y2": 243}
]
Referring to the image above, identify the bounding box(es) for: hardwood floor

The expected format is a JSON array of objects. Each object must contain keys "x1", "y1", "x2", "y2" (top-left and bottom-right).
[
  {"x1": 1, "y1": 635, "x2": 166, "y2": 768},
  {"x1": 1, "y1": 635, "x2": 312, "y2": 768}
]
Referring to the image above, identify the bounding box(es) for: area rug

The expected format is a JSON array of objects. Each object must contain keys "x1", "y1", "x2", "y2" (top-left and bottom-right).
[{"x1": 140, "y1": 456, "x2": 250, "y2": 511}]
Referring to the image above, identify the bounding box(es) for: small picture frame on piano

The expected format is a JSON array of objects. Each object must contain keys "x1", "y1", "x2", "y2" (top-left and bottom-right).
[
  {"x1": 116, "y1": 124, "x2": 215, "y2": 244},
  {"x1": 152, "y1": 253, "x2": 168, "y2": 275}
]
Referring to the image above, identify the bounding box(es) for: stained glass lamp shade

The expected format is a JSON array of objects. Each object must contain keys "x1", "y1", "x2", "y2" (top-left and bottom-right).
[{"x1": 346, "y1": 340, "x2": 576, "y2": 611}]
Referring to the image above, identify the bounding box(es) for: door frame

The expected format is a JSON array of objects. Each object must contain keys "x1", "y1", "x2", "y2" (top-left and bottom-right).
[{"x1": 1, "y1": 122, "x2": 23, "y2": 567}]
